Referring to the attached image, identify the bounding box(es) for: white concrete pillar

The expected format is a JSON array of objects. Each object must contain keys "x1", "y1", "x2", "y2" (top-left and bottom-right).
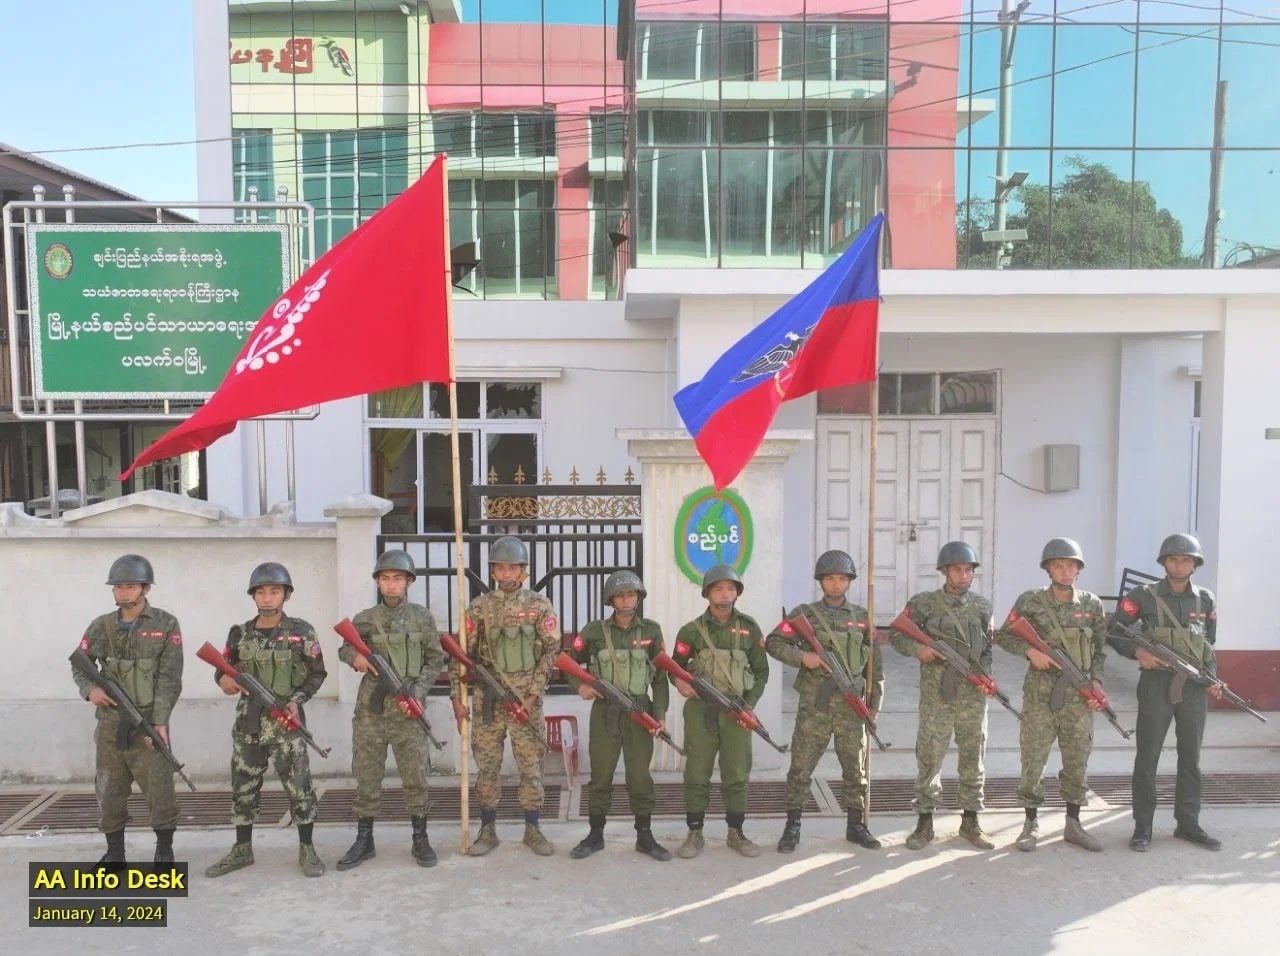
[
  {"x1": 620, "y1": 428, "x2": 811, "y2": 771},
  {"x1": 325, "y1": 494, "x2": 392, "y2": 710},
  {"x1": 1196, "y1": 300, "x2": 1280, "y2": 707}
]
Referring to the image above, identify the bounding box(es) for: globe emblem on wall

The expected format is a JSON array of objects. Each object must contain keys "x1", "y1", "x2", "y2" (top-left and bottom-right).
[
  {"x1": 675, "y1": 486, "x2": 754, "y2": 585},
  {"x1": 43, "y1": 243, "x2": 73, "y2": 280}
]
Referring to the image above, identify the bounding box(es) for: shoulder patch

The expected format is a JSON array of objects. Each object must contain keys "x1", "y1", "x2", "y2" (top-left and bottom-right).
[
  {"x1": 79, "y1": 635, "x2": 89, "y2": 651},
  {"x1": 572, "y1": 634, "x2": 585, "y2": 652},
  {"x1": 543, "y1": 614, "x2": 558, "y2": 632},
  {"x1": 675, "y1": 640, "x2": 691, "y2": 657},
  {"x1": 1120, "y1": 597, "x2": 1139, "y2": 616},
  {"x1": 170, "y1": 632, "x2": 183, "y2": 647}
]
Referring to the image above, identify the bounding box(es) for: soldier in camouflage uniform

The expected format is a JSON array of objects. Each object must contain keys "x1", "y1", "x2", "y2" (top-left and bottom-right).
[
  {"x1": 890, "y1": 541, "x2": 996, "y2": 851},
  {"x1": 206, "y1": 562, "x2": 328, "y2": 878},
  {"x1": 1108, "y1": 533, "x2": 1225, "y2": 853},
  {"x1": 567, "y1": 570, "x2": 672, "y2": 861},
  {"x1": 995, "y1": 538, "x2": 1109, "y2": 853},
  {"x1": 672, "y1": 564, "x2": 770, "y2": 859},
  {"x1": 449, "y1": 536, "x2": 561, "y2": 857},
  {"x1": 337, "y1": 549, "x2": 446, "y2": 870},
  {"x1": 72, "y1": 554, "x2": 183, "y2": 867},
  {"x1": 767, "y1": 550, "x2": 884, "y2": 854}
]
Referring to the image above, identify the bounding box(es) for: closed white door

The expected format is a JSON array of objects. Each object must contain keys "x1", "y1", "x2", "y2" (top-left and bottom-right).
[{"x1": 816, "y1": 417, "x2": 996, "y2": 623}]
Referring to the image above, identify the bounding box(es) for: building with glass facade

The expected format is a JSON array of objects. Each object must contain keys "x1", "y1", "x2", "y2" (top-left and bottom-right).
[{"x1": 195, "y1": 0, "x2": 1280, "y2": 696}]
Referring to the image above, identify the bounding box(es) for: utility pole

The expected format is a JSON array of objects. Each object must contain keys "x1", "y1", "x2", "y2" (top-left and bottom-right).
[
  {"x1": 1202, "y1": 80, "x2": 1228, "y2": 269},
  {"x1": 994, "y1": 0, "x2": 1030, "y2": 268}
]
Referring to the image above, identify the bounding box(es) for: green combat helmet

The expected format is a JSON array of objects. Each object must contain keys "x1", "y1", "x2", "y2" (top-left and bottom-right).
[
  {"x1": 603, "y1": 570, "x2": 646, "y2": 604},
  {"x1": 1157, "y1": 533, "x2": 1204, "y2": 568},
  {"x1": 936, "y1": 541, "x2": 980, "y2": 570},
  {"x1": 372, "y1": 549, "x2": 417, "y2": 582},
  {"x1": 1040, "y1": 538, "x2": 1085, "y2": 569},
  {"x1": 814, "y1": 549, "x2": 857, "y2": 581},
  {"x1": 701, "y1": 563, "x2": 744, "y2": 598},
  {"x1": 247, "y1": 562, "x2": 294, "y2": 595},
  {"x1": 489, "y1": 535, "x2": 529, "y2": 565},
  {"x1": 106, "y1": 554, "x2": 154, "y2": 585}
]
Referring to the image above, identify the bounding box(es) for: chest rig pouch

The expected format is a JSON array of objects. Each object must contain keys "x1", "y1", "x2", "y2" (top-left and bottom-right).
[
  {"x1": 101, "y1": 618, "x2": 161, "y2": 746},
  {"x1": 487, "y1": 602, "x2": 539, "y2": 674},
  {"x1": 935, "y1": 595, "x2": 985, "y2": 702},
  {"x1": 597, "y1": 620, "x2": 653, "y2": 738},
  {"x1": 1033, "y1": 593, "x2": 1096, "y2": 713},
  {"x1": 237, "y1": 625, "x2": 306, "y2": 697},
  {"x1": 1149, "y1": 591, "x2": 1209, "y2": 666}
]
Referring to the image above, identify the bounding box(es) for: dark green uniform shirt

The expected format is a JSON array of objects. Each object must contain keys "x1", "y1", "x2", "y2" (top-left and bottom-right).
[
  {"x1": 672, "y1": 608, "x2": 769, "y2": 708},
  {"x1": 1108, "y1": 577, "x2": 1218, "y2": 677},
  {"x1": 766, "y1": 600, "x2": 884, "y2": 711},
  {"x1": 890, "y1": 588, "x2": 994, "y2": 668},
  {"x1": 73, "y1": 602, "x2": 183, "y2": 724},
  {"x1": 995, "y1": 586, "x2": 1108, "y2": 680},
  {"x1": 567, "y1": 614, "x2": 670, "y2": 720},
  {"x1": 340, "y1": 601, "x2": 445, "y2": 712}
]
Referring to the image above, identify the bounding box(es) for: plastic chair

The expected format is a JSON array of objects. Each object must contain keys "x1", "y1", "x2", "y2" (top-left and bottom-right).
[{"x1": 545, "y1": 714, "x2": 579, "y2": 789}]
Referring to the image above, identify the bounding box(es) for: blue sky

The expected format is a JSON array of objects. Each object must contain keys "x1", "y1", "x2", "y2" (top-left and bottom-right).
[{"x1": 0, "y1": 3, "x2": 198, "y2": 201}]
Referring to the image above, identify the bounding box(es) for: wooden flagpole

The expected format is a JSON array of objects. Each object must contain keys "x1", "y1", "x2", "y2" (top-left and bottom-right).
[
  {"x1": 863, "y1": 212, "x2": 885, "y2": 821},
  {"x1": 440, "y1": 156, "x2": 472, "y2": 853}
]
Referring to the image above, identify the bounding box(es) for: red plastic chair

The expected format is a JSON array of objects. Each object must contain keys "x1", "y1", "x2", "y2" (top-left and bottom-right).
[{"x1": 545, "y1": 715, "x2": 579, "y2": 789}]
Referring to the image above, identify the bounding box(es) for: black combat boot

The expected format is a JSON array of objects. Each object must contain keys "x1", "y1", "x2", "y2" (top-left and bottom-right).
[
  {"x1": 634, "y1": 816, "x2": 671, "y2": 861},
  {"x1": 571, "y1": 815, "x2": 606, "y2": 860},
  {"x1": 97, "y1": 829, "x2": 126, "y2": 872},
  {"x1": 153, "y1": 827, "x2": 176, "y2": 865},
  {"x1": 846, "y1": 808, "x2": 882, "y2": 849},
  {"x1": 336, "y1": 817, "x2": 376, "y2": 870},
  {"x1": 777, "y1": 809, "x2": 802, "y2": 854},
  {"x1": 1130, "y1": 820, "x2": 1152, "y2": 852},
  {"x1": 411, "y1": 816, "x2": 437, "y2": 867}
]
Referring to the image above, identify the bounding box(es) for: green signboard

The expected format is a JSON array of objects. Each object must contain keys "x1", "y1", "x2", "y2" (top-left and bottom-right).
[{"x1": 26, "y1": 224, "x2": 291, "y2": 399}]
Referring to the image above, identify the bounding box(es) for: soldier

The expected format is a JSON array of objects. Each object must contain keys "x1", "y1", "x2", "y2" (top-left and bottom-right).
[
  {"x1": 450, "y1": 536, "x2": 561, "y2": 857},
  {"x1": 995, "y1": 538, "x2": 1109, "y2": 853},
  {"x1": 890, "y1": 541, "x2": 996, "y2": 851},
  {"x1": 337, "y1": 549, "x2": 446, "y2": 870},
  {"x1": 567, "y1": 570, "x2": 672, "y2": 861},
  {"x1": 1108, "y1": 533, "x2": 1225, "y2": 852},
  {"x1": 72, "y1": 554, "x2": 183, "y2": 867},
  {"x1": 206, "y1": 562, "x2": 328, "y2": 878},
  {"x1": 672, "y1": 564, "x2": 769, "y2": 859},
  {"x1": 767, "y1": 550, "x2": 883, "y2": 854}
]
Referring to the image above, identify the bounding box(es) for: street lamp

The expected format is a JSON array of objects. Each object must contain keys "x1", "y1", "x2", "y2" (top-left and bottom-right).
[{"x1": 994, "y1": 0, "x2": 1033, "y2": 269}]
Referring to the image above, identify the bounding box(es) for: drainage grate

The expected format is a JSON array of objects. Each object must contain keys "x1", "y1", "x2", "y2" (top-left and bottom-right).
[
  {"x1": 314, "y1": 785, "x2": 561, "y2": 823},
  {"x1": 833, "y1": 773, "x2": 1280, "y2": 813},
  {"x1": 14, "y1": 790, "x2": 293, "y2": 832},
  {"x1": 583, "y1": 780, "x2": 820, "y2": 818},
  {"x1": 0, "y1": 792, "x2": 51, "y2": 833}
]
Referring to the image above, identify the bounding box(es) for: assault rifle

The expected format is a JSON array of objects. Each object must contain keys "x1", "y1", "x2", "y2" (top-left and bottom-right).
[
  {"x1": 653, "y1": 651, "x2": 788, "y2": 753},
  {"x1": 196, "y1": 642, "x2": 332, "y2": 757},
  {"x1": 784, "y1": 612, "x2": 890, "y2": 752},
  {"x1": 1003, "y1": 613, "x2": 1131, "y2": 739},
  {"x1": 1109, "y1": 622, "x2": 1266, "y2": 723},
  {"x1": 890, "y1": 610, "x2": 1022, "y2": 721},
  {"x1": 334, "y1": 619, "x2": 446, "y2": 748},
  {"x1": 556, "y1": 652, "x2": 685, "y2": 755},
  {"x1": 70, "y1": 648, "x2": 197, "y2": 792},
  {"x1": 440, "y1": 633, "x2": 549, "y2": 747}
]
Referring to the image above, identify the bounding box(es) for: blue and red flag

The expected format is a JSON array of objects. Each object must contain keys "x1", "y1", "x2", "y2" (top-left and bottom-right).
[{"x1": 674, "y1": 214, "x2": 883, "y2": 490}]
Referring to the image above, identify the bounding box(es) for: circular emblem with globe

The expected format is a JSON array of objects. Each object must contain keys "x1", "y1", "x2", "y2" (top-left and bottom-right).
[
  {"x1": 43, "y1": 242, "x2": 73, "y2": 280},
  {"x1": 675, "y1": 486, "x2": 754, "y2": 584}
]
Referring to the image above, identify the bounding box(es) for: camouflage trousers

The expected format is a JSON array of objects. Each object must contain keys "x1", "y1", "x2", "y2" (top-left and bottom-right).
[
  {"x1": 913, "y1": 664, "x2": 988, "y2": 813},
  {"x1": 683, "y1": 698, "x2": 752, "y2": 815},
  {"x1": 585, "y1": 696, "x2": 656, "y2": 818},
  {"x1": 95, "y1": 715, "x2": 178, "y2": 833},
  {"x1": 470, "y1": 681, "x2": 546, "y2": 811},
  {"x1": 786, "y1": 693, "x2": 868, "y2": 812},
  {"x1": 230, "y1": 715, "x2": 317, "y2": 827},
  {"x1": 352, "y1": 707, "x2": 431, "y2": 819},
  {"x1": 1018, "y1": 670, "x2": 1094, "y2": 808}
]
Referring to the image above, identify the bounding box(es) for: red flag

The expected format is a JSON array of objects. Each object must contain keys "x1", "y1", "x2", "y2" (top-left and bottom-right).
[{"x1": 121, "y1": 157, "x2": 452, "y2": 480}]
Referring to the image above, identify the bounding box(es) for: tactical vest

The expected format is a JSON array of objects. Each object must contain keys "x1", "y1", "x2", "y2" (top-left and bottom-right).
[
  {"x1": 693, "y1": 616, "x2": 755, "y2": 696},
  {"x1": 484, "y1": 598, "x2": 540, "y2": 673},
  {"x1": 929, "y1": 591, "x2": 986, "y2": 663},
  {"x1": 236, "y1": 625, "x2": 307, "y2": 697},
  {"x1": 807, "y1": 603, "x2": 870, "y2": 676},
  {"x1": 1033, "y1": 592, "x2": 1094, "y2": 672},
  {"x1": 594, "y1": 620, "x2": 653, "y2": 695},
  {"x1": 369, "y1": 615, "x2": 425, "y2": 678},
  {"x1": 101, "y1": 617, "x2": 157, "y2": 709},
  {"x1": 1149, "y1": 589, "x2": 1210, "y2": 665}
]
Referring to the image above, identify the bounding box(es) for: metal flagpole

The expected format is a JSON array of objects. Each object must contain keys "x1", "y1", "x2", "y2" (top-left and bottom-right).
[
  {"x1": 440, "y1": 156, "x2": 472, "y2": 853},
  {"x1": 863, "y1": 213, "x2": 885, "y2": 820}
]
